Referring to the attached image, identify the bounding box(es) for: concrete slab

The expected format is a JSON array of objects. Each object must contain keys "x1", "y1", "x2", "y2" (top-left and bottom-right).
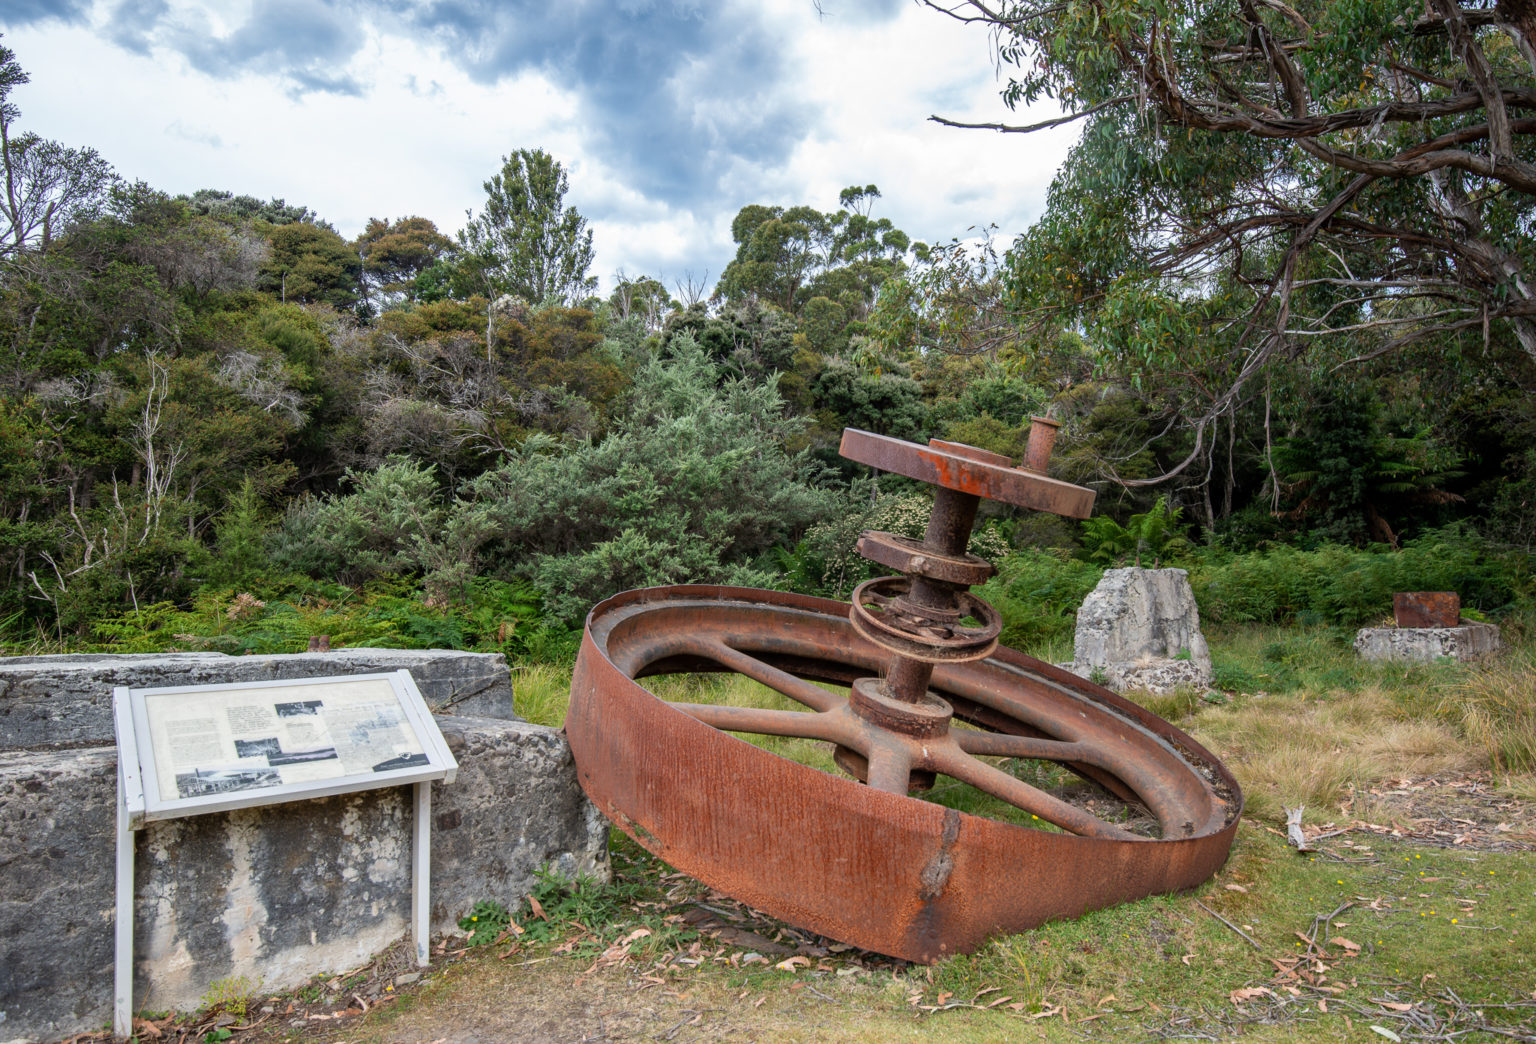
[
  {"x1": 0, "y1": 649, "x2": 517, "y2": 751},
  {"x1": 1354, "y1": 622, "x2": 1502, "y2": 663}
]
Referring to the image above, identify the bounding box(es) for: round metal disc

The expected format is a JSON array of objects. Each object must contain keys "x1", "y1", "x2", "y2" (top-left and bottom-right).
[
  {"x1": 839, "y1": 428, "x2": 1097, "y2": 518},
  {"x1": 565, "y1": 585, "x2": 1242, "y2": 964}
]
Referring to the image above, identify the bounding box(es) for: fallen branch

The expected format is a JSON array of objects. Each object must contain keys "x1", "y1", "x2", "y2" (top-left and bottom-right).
[{"x1": 1195, "y1": 899, "x2": 1262, "y2": 950}]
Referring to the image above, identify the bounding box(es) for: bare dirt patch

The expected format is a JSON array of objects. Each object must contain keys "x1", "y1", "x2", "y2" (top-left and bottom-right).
[{"x1": 1305, "y1": 773, "x2": 1536, "y2": 852}]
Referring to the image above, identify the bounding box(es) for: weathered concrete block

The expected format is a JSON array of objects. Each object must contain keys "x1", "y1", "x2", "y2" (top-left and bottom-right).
[
  {"x1": 0, "y1": 746, "x2": 117, "y2": 1042},
  {"x1": 1065, "y1": 567, "x2": 1212, "y2": 694},
  {"x1": 1354, "y1": 622, "x2": 1501, "y2": 663},
  {"x1": 432, "y1": 716, "x2": 611, "y2": 926},
  {"x1": 0, "y1": 649, "x2": 516, "y2": 751},
  {"x1": 1069, "y1": 658, "x2": 1211, "y2": 695},
  {"x1": 132, "y1": 788, "x2": 415, "y2": 1021},
  {"x1": 0, "y1": 716, "x2": 607, "y2": 1042}
]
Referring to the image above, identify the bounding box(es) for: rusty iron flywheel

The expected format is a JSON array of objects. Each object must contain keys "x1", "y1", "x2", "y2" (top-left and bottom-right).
[{"x1": 564, "y1": 425, "x2": 1242, "y2": 963}]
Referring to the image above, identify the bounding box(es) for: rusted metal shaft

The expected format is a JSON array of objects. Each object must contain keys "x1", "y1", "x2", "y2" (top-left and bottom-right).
[
  {"x1": 883, "y1": 657, "x2": 934, "y2": 704},
  {"x1": 1022, "y1": 416, "x2": 1062, "y2": 474}
]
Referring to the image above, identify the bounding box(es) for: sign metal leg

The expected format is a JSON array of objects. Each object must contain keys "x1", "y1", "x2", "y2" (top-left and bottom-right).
[
  {"x1": 412, "y1": 781, "x2": 431, "y2": 967},
  {"x1": 114, "y1": 795, "x2": 134, "y2": 1038}
]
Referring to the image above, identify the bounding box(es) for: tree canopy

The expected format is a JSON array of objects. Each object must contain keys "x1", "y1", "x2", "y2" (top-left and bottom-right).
[
  {"x1": 0, "y1": 40, "x2": 115, "y2": 257},
  {"x1": 0, "y1": 35, "x2": 1532, "y2": 648},
  {"x1": 716, "y1": 186, "x2": 918, "y2": 317},
  {"x1": 926, "y1": 0, "x2": 1536, "y2": 479}
]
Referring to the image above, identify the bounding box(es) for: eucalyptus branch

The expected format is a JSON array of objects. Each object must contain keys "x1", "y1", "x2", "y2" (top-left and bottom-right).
[{"x1": 928, "y1": 95, "x2": 1134, "y2": 134}]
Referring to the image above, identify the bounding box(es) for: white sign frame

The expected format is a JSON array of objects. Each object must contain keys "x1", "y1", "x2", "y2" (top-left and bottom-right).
[{"x1": 112, "y1": 670, "x2": 457, "y2": 1037}]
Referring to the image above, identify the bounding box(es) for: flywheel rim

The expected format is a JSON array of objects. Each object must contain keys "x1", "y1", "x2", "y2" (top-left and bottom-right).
[{"x1": 565, "y1": 584, "x2": 1242, "y2": 963}]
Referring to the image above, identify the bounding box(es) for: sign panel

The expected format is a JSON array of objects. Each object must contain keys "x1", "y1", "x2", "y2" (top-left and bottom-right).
[
  {"x1": 112, "y1": 670, "x2": 454, "y2": 1034},
  {"x1": 120, "y1": 671, "x2": 456, "y2": 824}
]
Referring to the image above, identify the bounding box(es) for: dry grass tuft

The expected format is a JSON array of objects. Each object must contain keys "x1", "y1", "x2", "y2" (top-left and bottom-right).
[
  {"x1": 1441, "y1": 651, "x2": 1536, "y2": 774},
  {"x1": 1189, "y1": 685, "x2": 1473, "y2": 824}
]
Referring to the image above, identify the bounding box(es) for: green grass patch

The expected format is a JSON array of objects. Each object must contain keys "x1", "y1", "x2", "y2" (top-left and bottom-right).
[{"x1": 328, "y1": 827, "x2": 1536, "y2": 1044}]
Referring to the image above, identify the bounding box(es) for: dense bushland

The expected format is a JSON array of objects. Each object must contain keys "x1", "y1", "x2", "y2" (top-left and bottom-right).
[{"x1": 1, "y1": 39, "x2": 1533, "y2": 657}]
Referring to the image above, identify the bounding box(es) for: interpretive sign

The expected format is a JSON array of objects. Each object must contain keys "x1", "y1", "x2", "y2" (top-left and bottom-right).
[
  {"x1": 113, "y1": 670, "x2": 457, "y2": 1035},
  {"x1": 121, "y1": 672, "x2": 453, "y2": 823}
]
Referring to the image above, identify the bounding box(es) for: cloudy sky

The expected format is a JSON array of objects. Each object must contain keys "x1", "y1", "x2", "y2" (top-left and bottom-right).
[{"x1": 0, "y1": 0, "x2": 1078, "y2": 293}]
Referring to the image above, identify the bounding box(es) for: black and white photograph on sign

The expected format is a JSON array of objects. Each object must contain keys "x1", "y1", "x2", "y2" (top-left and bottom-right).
[
  {"x1": 233, "y1": 736, "x2": 281, "y2": 759},
  {"x1": 174, "y1": 765, "x2": 281, "y2": 798},
  {"x1": 337, "y1": 704, "x2": 405, "y2": 745},
  {"x1": 275, "y1": 700, "x2": 322, "y2": 717},
  {"x1": 268, "y1": 746, "x2": 339, "y2": 766}
]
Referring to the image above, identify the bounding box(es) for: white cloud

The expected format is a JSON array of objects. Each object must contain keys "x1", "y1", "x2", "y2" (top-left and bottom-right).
[{"x1": 3, "y1": 1, "x2": 1076, "y2": 293}]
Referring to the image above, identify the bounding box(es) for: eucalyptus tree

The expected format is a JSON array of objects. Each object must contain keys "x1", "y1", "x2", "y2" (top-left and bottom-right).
[
  {"x1": 717, "y1": 186, "x2": 917, "y2": 317},
  {"x1": 0, "y1": 41, "x2": 115, "y2": 257},
  {"x1": 609, "y1": 272, "x2": 676, "y2": 333},
  {"x1": 925, "y1": 0, "x2": 1536, "y2": 480},
  {"x1": 459, "y1": 148, "x2": 596, "y2": 306}
]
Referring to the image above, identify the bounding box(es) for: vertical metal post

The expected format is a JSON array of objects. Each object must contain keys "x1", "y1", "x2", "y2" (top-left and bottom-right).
[
  {"x1": 878, "y1": 486, "x2": 980, "y2": 704},
  {"x1": 112, "y1": 685, "x2": 145, "y2": 1041},
  {"x1": 412, "y1": 781, "x2": 431, "y2": 967},
  {"x1": 113, "y1": 787, "x2": 135, "y2": 1038},
  {"x1": 1022, "y1": 415, "x2": 1062, "y2": 474}
]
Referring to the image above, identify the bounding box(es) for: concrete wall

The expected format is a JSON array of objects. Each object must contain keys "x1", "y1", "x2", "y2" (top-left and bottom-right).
[
  {"x1": 0, "y1": 653, "x2": 607, "y2": 1043},
  {"x1": 0, "y1": 648, "x2": 518, "y2": 750}
]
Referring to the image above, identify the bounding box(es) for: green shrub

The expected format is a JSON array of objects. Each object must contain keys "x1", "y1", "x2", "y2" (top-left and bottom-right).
[
  {"x1": 268, "y1": 456, "x2": 461, "y2": 591},
  {"x1": 977, "y1": 549, "x2": 1104, "y2": 651},
  {"x1": 456, "y1": 334, "x2": 837, "y2": 621},
  {"x1": 459, "y1": 900, "x2": 511, "y2": 947},
  {"x1": 1189, "y1": 525, "x2": 1532, "y2": 626},
  {"x1": 80, "y1": 574, "x2": 577, "y2": 661},
  {"x1": 1080, "y1": 495, "x2": 1190, "y2": 567},
  {"x1": 204, "y1": 478, "x2": 277, "y2": 588},
  {"x1": 779, "y1": 487, "x2": 1008, "y2": 600}
]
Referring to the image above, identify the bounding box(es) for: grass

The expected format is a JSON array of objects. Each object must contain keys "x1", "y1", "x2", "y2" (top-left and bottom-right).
[
  {"x1": 1159, "y1": 625, "x2": 1513, "y2": 826},
  {"x1": 927, "y1": 830, "x2": 1536, "y2": 1034},
  {"x1": 251, "y1": 825, "x2": 1536, "y2": 1044},
  {"x1": 509, "y1": 662, "x2": 576, "y2": 728},
  {"x1": 181, "y1": 617, "x2": 1536, "y2": 1042},
  {"x1": 1442, "y1": 649, "x2": 1536, "y2": 774}
]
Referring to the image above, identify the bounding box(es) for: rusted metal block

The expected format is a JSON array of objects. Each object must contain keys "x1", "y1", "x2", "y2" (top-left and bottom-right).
[{"x1": 1393, "y1": 592, "x2": 1460, "y2": 628}]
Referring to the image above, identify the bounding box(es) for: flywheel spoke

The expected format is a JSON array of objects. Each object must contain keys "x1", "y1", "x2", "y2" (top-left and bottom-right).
[
  {"x1": 929, "y1": 747, "x2": 1140, "y2": 841},
  {"x1": 678, "y1": 637, "x2": 842, "y2": 712},
  {"x1": 954, "y1": 730, "x2": 1087, "y2": 760},
  {"x1": 668, "y1": 702, "x2": 857, "y2": 746}
]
